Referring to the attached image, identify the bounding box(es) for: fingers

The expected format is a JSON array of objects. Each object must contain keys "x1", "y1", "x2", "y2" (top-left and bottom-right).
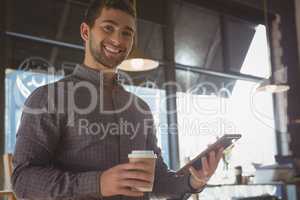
[
  {"x1": 121, "y1": 170, "x2": 152, "y2": 183},
  {"x1": 207, "y1": 148, "x2": 223, "y2": 166},
  {"x1": 102, "y1": 163, "x2": 153, "y2": 197},
  {"x1": 120, "y1": 179, "x2": 152, "y2": 189},
  {"x1": 216, "y1": 147, "x2": 224, "y2": 161},
  {"x1": 119, "y1": 162, "x2": 152, "y2": 172},
  {"x1": 189, "y1": 166, "x2": 207, "y2": 184},
  {"x1": 208, "y1": 151, "x2": 216, "y2": 167},
  {"x1": 118, "y1": 162, "x2": 153, "y2": 183},
  {"x1": 119, "y1": 188, "x2": 144, "y2": 197},
  {"x1": 200, "y1": 147, "x2": 225, "y2": 178},
  {"x1": 201, "y1": 157, "x2": 210, "y2": 176}
]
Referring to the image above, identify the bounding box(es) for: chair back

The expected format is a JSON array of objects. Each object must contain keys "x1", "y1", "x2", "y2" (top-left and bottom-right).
[{"x1": 0, "y1": 153, "x2": 16, "y2": 200}]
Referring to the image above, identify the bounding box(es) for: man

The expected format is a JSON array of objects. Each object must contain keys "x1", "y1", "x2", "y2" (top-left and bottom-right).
[{"x1": 12, "y1": 0, "x2": 223, "y2": 199}]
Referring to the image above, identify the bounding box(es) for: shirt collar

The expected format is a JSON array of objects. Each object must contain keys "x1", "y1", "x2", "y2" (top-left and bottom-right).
[{"x1": 73, "y1": 64, "x2": 119, "y2": 86}]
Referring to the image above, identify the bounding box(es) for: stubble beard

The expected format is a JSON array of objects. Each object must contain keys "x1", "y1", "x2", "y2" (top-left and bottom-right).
[{"x1": 89, "y1": 35, "x2": 127, "y2": 70}]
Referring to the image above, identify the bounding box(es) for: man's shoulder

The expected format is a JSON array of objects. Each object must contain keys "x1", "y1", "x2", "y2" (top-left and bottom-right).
[
  {"x1": 24, "y1": 74, "x2": 78, "y2": 107},
  {"x1": 30, "y1": 73, "x2": 80, "y2": 92},
  {"x1": 50, "y1": 73, "x2": 82, "y2": 85}
]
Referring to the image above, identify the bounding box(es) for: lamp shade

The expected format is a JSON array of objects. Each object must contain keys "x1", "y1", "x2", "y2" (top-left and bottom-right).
[
  {"x1": 256, "y1": 80, "x2": 290, "y2": 93},
  {"x1": 117, "y1": 0, "x2": 159, "y2": 72},
  {"x1": 117, "y1": 48, "x2": 159, "y2": 72}
]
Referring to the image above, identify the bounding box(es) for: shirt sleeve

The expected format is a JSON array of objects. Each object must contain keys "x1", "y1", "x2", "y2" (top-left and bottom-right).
[
  {"x1": 142, "y1": 103, "x2": 203, "y2": 199},
  {"x1": 11, "y1": 86, "x2": 102, "y2": 200}
]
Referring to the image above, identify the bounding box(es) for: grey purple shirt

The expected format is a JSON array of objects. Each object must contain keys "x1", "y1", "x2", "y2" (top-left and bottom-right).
[{"x1": 11, "y1": 65, "x2": 193, "y2": 200}]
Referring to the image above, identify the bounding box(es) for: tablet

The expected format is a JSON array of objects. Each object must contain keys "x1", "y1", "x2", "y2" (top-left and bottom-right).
[{"x1": 176, "y1": 134, "x2": 241, "y2": 175}]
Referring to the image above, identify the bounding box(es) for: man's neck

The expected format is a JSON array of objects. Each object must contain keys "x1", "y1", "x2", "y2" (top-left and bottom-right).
[{"x1": 83, "y1": 60, "x2": 116, "y2": 81}]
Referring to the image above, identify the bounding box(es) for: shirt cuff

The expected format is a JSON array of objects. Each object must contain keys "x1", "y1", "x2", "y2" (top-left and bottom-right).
[{"x1": 77, "y1": 171, "x2": 103, "y2": 198}]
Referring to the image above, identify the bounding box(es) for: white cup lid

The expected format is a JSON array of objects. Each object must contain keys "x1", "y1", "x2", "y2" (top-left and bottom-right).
[{"x1": 128, "y1": 150, "x2": 157, "y2": 158}]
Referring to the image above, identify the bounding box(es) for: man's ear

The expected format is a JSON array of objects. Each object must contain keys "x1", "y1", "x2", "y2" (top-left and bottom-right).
[
  {"x1": 129, "y1": 36, "x2": 136, "y2": 54},
  {"x1": 80, "y1": 22, "x2": 90, "y2": 42}
]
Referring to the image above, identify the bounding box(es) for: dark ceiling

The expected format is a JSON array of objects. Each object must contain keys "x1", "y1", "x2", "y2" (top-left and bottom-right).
[{"x1": 2, "y1": 0, "x2": 271, "y2": 95}]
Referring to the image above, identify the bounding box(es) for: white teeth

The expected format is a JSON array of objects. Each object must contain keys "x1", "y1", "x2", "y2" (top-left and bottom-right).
[{"x1": 104, "y1": 46, "x2": 121, "y2": 54}]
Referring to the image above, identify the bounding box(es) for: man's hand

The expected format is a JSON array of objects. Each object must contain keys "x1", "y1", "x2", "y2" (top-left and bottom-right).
[
  {"x1": 100, "y1": 162, "x2": 153, "y2": 197},
  {"x1": 189, "y1": 148, "x2": 224, "y2": 190}
]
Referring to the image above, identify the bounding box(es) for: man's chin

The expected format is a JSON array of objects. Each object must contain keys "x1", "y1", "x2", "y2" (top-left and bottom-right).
[
  {"x1": 99, "y1": 61, "x2": 121, "y2": 70},
  {"x1": 93, "y1": 54, "x2": 125, "y2": 70},
  {"x1": 103, "y1": 58, "x2": 125, "y2": 69}
]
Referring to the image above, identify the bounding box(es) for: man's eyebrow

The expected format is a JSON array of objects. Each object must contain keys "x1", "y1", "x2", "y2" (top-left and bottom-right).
[
  {"x1": 124, "y1": 26, "x2": 134, "y2": 33},
  {"x1": 101, "y1": 19, "x2": 118, "y2": 25},
  {"x1": 101, "y1": 19, "x2": 135, "y2": 32}
]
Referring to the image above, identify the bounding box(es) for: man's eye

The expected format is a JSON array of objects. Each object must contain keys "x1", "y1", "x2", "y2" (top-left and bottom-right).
[
  {"x1": 122, "y1": 31, "x2": 133, "y2": 37},
  {"x1": 103, "y1": 25, "x2": 114, "y2": 33}
]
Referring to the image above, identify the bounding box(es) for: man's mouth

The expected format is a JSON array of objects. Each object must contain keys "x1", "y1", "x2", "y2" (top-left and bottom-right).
[{"x1": 103, "y1": 44, "x2": 123, "y2": 55}]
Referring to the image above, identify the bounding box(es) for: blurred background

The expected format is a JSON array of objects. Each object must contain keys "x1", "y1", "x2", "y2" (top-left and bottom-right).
[{"x1": 1, "y1": 0, "x2": 300, "y2": 199}]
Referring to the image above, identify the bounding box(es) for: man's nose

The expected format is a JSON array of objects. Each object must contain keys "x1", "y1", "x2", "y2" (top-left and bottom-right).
[{"x1": 109, "y1": 31, "x2": 122, "y2": 45}]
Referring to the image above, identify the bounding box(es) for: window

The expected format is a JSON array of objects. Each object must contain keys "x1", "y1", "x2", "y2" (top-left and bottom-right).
[
  {"x1": 124, "y1": 85, "x2": 170, "y2": 165},
  {"x1": 5, "y1": 69, "x2": 62, "y2": 153},
  {"x1": 176, "y1": 23, "x2": 276, "y2": 184}
]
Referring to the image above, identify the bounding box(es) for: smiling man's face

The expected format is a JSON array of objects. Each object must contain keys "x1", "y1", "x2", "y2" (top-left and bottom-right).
[{"x1": 81, "y1": 7, "x2": 135, "y2": 70}]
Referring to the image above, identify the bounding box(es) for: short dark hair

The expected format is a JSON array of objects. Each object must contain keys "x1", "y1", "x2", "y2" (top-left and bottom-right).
[{"x1": 84, "y1": 0, "x2": 136, "y2": 28}]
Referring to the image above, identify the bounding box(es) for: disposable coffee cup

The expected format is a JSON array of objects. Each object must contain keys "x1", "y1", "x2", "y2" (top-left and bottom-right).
[{"x1": 128, "y1": 150, "x2": 157, "y2": 192}]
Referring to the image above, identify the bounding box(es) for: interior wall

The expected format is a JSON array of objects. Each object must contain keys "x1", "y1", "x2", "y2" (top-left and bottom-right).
[
  {"x1": 296, "y1": 0, "x2": 300, "y2": 65},
  {"x1": 238, "y1": 0, "x2": 300, "y2": 157},
  {"x1": 0, "y1": 0, "x2": 6, "y2": 190},
  {"x1": 289, "y1": 0, "x2": 300, "y2": 158}
]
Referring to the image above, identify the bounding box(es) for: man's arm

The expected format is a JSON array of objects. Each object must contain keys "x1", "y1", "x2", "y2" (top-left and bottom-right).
[
  {"x1": 11, "y1": 86, "x2": 101, "y2": 200},
  {"x1": 146, "y1": 133, "x2": 193, "y2": 199},
  {"x1": 143, "y1": 109, "x2": 202, "y2": 199}
]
